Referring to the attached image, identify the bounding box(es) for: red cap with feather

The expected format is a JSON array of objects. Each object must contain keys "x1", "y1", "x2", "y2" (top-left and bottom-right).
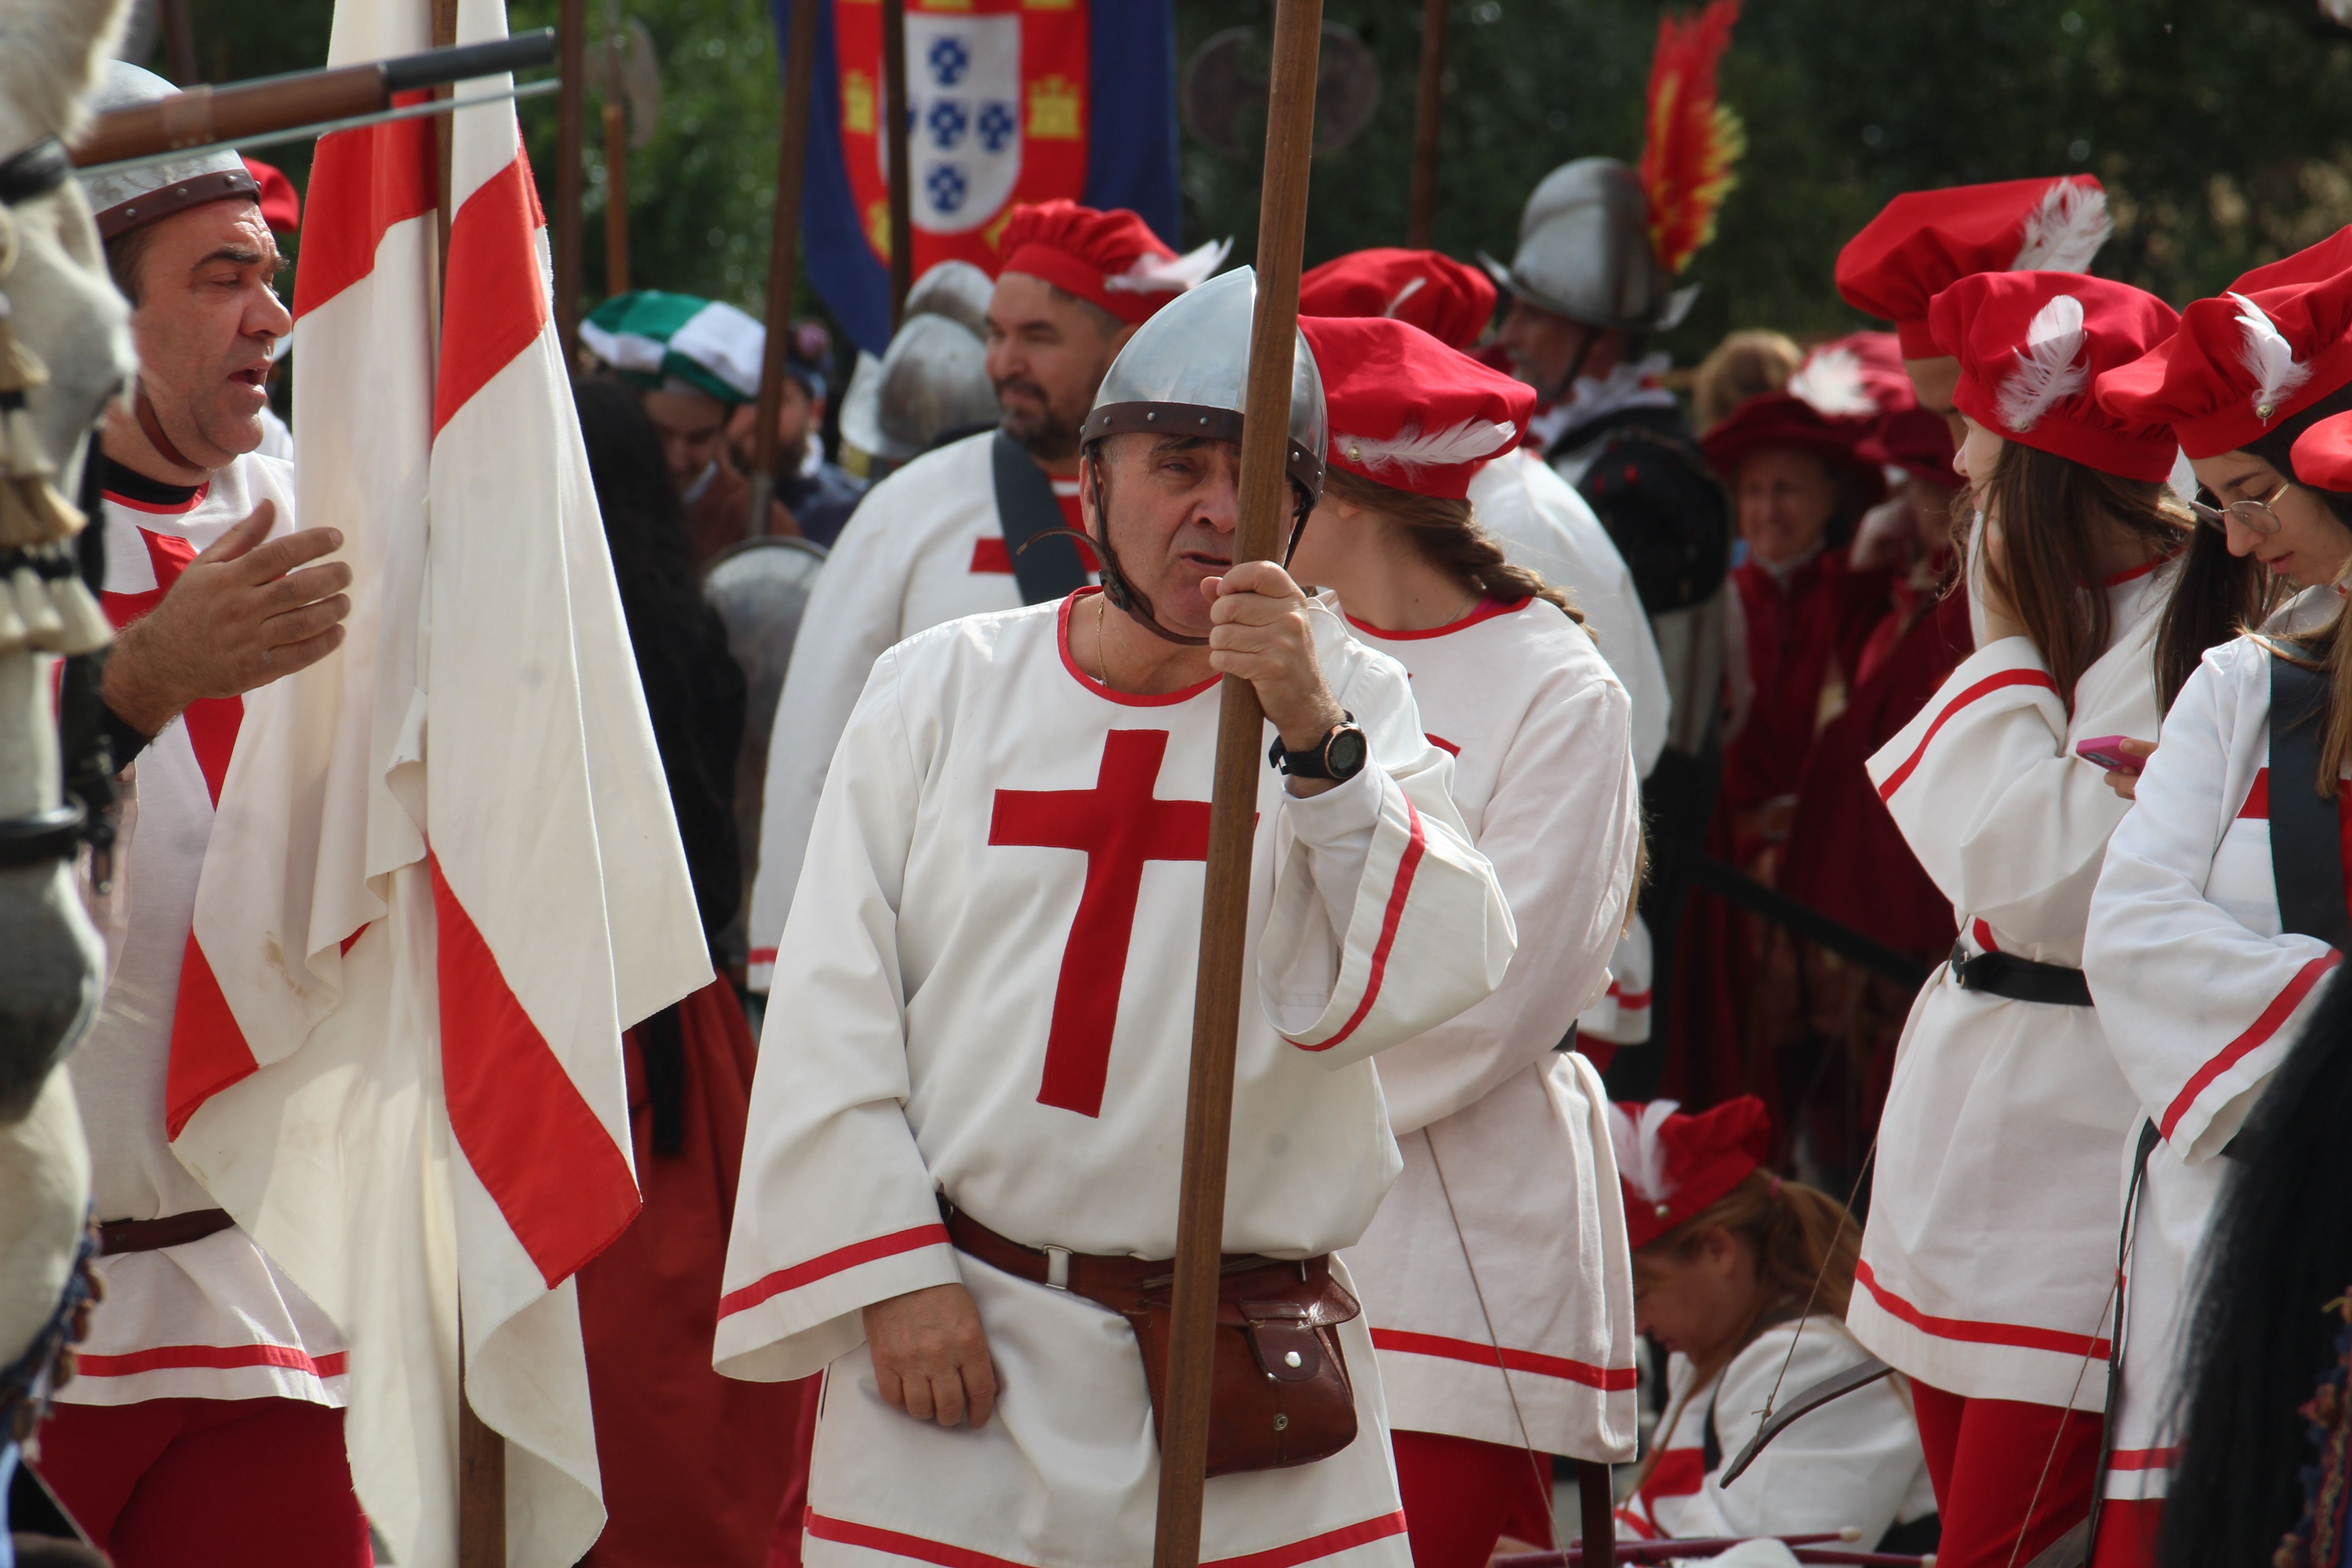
[
  {"x1": 1299, "y1": 249, "x2": 1497, "y2": 353},
  {"x1": 1609, "y1": 1097, "x2": 1772, "y2": 1250},
  {"x1": 1787, "y1": 332, "x2": 1915, "y2": 419},
  {"x1": 997, "y1": 200, "x2": 1227, "y2": 326},
  {"x1": 1836, "y1": 176, "x2": 2112, "y2": 357},
  {"x1": 1299, "y1": 316, "x2": 1533, "y2": 500}
]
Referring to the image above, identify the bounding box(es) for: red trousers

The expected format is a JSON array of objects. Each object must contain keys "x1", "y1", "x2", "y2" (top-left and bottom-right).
[
  {"x1": 2088, "y1": 1498, "x2": 2164, "y2": 1568},
  {"x1": 32, "y1": 1397, "x2": 372, "y2": 1568},
  {"x1": 1910, "y1": 1380, "x2": 2100, "y2": 1568},
  {"x1": 1392, "y1": 1429, "x2": 1555, "y2": 1568}
]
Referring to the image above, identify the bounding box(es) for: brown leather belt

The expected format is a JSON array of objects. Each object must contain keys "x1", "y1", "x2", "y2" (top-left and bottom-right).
[
  {"x1": 939, "y1": 1201, "x2": 1294, "y2": 1301},
  {"x1": 98, "y1": 1208, "x2": 235, "y2": 1255}
]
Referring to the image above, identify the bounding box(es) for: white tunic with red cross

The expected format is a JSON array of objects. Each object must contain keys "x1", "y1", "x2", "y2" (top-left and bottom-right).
[
  {"x1": 1335, "y1": 596, "x2": 1642, "y2": 1463},
  {"x1": 2084, "y1": 600, "x2": 2346, "y2": 1510},
  {"x1": 1848, "y1": 559, "x2": 2177, "y2": 1412},
  {"x1": 716, "y1": 588, "x2": 1514, "y2": 1568},
  {"x1": 748, "y1": 430, "x2": 1091, "y2": 992},
  {"x1": 59, "y1": 454, "x2": 349, "y2": 1409},
  {"x1": 1615, "y1": 1320, "x2": 1936, "y2": 1547}
]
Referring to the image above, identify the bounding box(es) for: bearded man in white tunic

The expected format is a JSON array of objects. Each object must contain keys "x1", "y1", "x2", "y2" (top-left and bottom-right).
[{"x1": 715, "y1": 270, "x2": 1516, "y2": 1567}]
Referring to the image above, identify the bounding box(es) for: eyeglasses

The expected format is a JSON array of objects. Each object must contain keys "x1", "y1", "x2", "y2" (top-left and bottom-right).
[{"x1": 2189, "y1": 480, "x2": 2292, "y2": 536}]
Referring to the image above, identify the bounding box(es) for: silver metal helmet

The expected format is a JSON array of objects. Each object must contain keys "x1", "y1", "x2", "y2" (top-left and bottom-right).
[
  {"x1": 836, "y1": 265, "x2": 1001, "y2": 465},
  {"x1": 1478, "y1": 157, "x2": 1697, "y2": 335},
  {"x1": 1082, "y1": 265, "x2": 1326, "y2": 503},
  {"x1": 76, "y1": 61, "x2": 259, "y2": 239}
]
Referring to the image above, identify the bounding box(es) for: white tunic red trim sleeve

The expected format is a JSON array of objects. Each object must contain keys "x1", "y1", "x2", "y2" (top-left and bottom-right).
[
  {"x1": 747, "y1": 432, "x2": 1088, "y2": 992},
  {"x1": 62, "y1": 456, "x2": 349, "y2": 1408},
  {"x1": 2084, "y1": 615, "x2": 2344, "y2": 1503},
  {"x1": 1616, "y1": 1322, "x2": 1936, "y2": 1547},
  {"x1": 1847, "y1": 566, "x2": 2169, "y2": 1411},
  {"x1": 1338, "y1": 597, "x2": 1642, "y2": 1461},
  {"x1": 717, "y1": 590, "x2": 1511, "y2": 1566}
]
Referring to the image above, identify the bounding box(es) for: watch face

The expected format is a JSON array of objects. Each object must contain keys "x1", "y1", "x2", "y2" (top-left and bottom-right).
[{"x1": 1326, "y1": 727, "x2": 1369, "y2": 778}]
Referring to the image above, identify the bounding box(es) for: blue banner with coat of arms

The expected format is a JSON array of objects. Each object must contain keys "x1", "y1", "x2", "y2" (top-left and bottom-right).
[{"x1": 769, "y1": 0, "x2": 1182, "y2": 357}]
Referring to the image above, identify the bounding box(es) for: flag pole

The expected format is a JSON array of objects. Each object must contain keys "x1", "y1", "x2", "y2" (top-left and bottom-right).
[
  {"x1": 1408, "y1": 0, "x2": 1447, "y2": 250},
  {"x1": 881, "y1": 0, "x2": 913, "y2": 327},
  {"x1": 555, "y1": 0, "x2": 586, "y2": 364},
  {"x1": 747, "y1": 0, "x2": 823, "y2": 537},
  {"x1": 1151, "y1": 1, "x2": 1324, "y2": 1564}
]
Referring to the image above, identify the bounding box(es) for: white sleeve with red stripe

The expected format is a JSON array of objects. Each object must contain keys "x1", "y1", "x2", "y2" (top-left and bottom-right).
[
  {"x1": 1258, "y1": 642, "x2": 1517, "y2": 1070},
  {"x1": 1866, "y1": 635, "x2": 2141, "y2": 952},
  {"x1": 2086, "y1": 638, "x2": 2336, "y2": 1162},
  {"x1": 717, "y1": 647, "x2": 965, "y2": 1383},
  {"x1": 1364, "y1": 672, "x2": 1637, "y2": 1134}
]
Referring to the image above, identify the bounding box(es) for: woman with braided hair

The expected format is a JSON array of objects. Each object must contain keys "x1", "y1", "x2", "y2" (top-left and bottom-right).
[{"x1": 1292, "y1": 315, "x2": 1645, "y2": 1567}]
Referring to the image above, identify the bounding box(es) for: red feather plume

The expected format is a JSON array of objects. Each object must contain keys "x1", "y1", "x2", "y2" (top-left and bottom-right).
[{"x1": 1638, "y1": 0, "x2": 1748, "y2": 278}]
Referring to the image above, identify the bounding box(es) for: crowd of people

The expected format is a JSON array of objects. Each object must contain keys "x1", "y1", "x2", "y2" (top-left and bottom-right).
[{"x1": 22, "y1": 32, "x2": 2352, "y2": 1568}]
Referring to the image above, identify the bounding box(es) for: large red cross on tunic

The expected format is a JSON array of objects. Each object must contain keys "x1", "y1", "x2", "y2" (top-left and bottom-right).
[{"x1": 988, "y1": 728, "x2": 1213, "y2": 1117}]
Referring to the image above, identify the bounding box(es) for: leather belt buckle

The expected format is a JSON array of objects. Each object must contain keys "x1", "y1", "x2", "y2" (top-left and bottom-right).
[
  {"x1": 1042, "y1": 1245, "x2": 1072, "y2": 1290},
  {"x1": 1949, "y1": 942, "x2": 1975, "y2": 987}
]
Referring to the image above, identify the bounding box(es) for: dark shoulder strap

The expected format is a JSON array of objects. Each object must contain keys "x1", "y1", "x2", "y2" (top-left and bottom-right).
[
  {"x1": 2268, "y1": 653, "x2": 2352, "y2": 950},
  {"x1": 990, "y1": 430, "x2": 1091, "y2": 607},
  {"x1": 1701, "y1": 1384, "x2": 1723, "y2": 1473}
]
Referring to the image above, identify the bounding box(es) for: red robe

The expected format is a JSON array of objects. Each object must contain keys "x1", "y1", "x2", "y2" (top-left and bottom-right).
[
  {"x1": 1664, "y1": 549, "x2": 1892, "y2": 1116},
  {"x1": 577, "y1": 981, "x2": 815, "y2": 1568}
]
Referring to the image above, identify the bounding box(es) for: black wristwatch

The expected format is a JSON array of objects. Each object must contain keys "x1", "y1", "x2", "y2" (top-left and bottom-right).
[{"x1": 1269, "y1": 712, "x2": 1369, "y2": 783}]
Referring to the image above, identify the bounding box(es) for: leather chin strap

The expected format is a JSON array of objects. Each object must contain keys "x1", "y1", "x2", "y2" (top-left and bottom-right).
[
  {"x1": 133, "y1": 383, "x2": 201, "y2": 476},
  {"x1": 1020, "y1": 456, "x2": 1314, "y2": 649}
]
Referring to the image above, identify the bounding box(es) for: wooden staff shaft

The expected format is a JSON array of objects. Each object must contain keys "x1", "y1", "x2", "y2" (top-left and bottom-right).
[
  {"x1": 881, "y1": 0, "x2": 913, "y2": 326},
  {"x1": 748, "y1": 0, "x2": 824, "y2": 537},
  {"x1": 1408, "y1": 0, "x2": 1448, "y2": 250},
  {"x1": 555, "y1": 0, "x2": 586, "y2": 364},
  {"x1": 1150, "y1": 2, "x2": 1324, "y2": 1564},
  {"x1": 161, "y1": 0, "x2": 199, "y2": 85},
  {"x1": 602, "y1": 99, "x2": 630, "y2": 295}
]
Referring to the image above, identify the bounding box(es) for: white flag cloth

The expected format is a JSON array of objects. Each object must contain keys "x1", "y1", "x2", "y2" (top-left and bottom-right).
[{"x1": 165, "y1": 2, "x2": 707, "y2": 1563}]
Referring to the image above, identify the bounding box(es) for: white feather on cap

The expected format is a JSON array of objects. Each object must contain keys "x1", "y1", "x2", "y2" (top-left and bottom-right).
[
  {"x1": 1384, "y1": 276, "x2": 1430, "y2": 318},
  {"x1": 2229, "y1": 291, "x2": 2312, "y2": 424},
  {"x1": 1103, "y1": 237, "x2": 1232, "y2": 295},
  {"x1": 2011, "y1": 179, "x2": 2111, "y2": 273},
  {"x1": 1995, "y1": 294, "x2": 2089, "y2": 434},
  {"x1": 1607, "y1": 1099, "x2": 1681, "y2": 1209},
  {"x1": 1788, "y1": 346, "x2": 1877, "y2": 417},
  {"x1": 1335, "y1": 418, "x2": 1518, "y2": 477}
]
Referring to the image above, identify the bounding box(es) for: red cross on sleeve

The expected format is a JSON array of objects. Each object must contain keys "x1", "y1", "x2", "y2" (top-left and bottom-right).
[{"x1": 987, "y1": 728, "x2": 1213, "y2": 1117}]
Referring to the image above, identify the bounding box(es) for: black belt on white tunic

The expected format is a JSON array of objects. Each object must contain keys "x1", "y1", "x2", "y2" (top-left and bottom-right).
[{"x1": 1947, "y1": 944, "x2": 2094, "y2": 1008}]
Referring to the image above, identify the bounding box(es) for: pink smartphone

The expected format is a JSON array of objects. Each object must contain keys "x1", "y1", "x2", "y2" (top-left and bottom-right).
[{"x1": 2076, "y1": 736, "x2": 2144, "y2": 774}]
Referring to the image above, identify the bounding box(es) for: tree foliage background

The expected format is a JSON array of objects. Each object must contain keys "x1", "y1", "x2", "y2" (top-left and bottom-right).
[{"x1": 162, "y1": 0, "x2": 2352, "y2": 365}]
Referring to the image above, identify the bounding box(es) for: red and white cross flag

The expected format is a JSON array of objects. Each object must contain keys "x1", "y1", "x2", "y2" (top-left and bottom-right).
[{"x1": 164, "y1": 0, "x2": 709, "y2": 1561}]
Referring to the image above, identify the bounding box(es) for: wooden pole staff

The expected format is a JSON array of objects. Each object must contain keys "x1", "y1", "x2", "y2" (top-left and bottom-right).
[
  {"x1": 161, "y1": 0, "x2": 199, "y2": 85},
  {"x1": 881, "y1": 0, "x2": 913, "y2": 326},
  {"x1": 746, "y1": 0, "x2": 823, "y2": 537},
  {"x1": 555, "y1": 0, "x2": 586, "y2": 364},
  {"x1": 1408, "y1": 0, "x2": 1447, "y2": 250},
  {"x1": 1150, "y1": 2, "x2": 1324, "y2": 1564},
  {"x1": 602, "y1": 96, "x2": 630, "y2": 295}
]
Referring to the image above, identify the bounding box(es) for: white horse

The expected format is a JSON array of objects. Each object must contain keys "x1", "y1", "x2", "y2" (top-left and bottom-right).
[{"x1": 0, "y1": 0, "x2": 133, "y2": 1394}]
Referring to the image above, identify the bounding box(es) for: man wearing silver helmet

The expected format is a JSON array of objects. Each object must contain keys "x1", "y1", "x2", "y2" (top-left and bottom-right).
[
  {"x1": 1485, "y1": 157, "x2": 1734, "y2": 1062},
  {"x1": 744, "y1": 200, "x2": 1226, "y2": 999},
  {"x1": 716, "y1": 268, "x2": 1512, "y2": 1566},
  {"x1": 32, "y1": 61, "x2": 366, "y2": 1568}
]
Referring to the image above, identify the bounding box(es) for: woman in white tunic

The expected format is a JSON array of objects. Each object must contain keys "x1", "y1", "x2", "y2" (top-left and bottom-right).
[
  {"x1": 1848, "y1": 270, "x2": 2253, "y2": 1568},
  {"x1": 1609, "y1": 1098, "x2": 1935, "y2": 1552},
  {"x1": 2079, "y1": 235, "x2": 2352, "y2": 1568},
  {"x1": 1287, "y1": 315, "x2": 1644, "y2": 1568}
]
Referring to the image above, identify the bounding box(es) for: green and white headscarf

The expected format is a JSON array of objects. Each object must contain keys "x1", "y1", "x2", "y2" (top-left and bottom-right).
[{"x1": 582, "y1": 290, "x2": 765, "y2": 406}]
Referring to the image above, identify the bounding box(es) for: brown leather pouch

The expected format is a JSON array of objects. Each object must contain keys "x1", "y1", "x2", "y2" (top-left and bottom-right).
[{"x1": 1096, "y1": 1256, "x2": 1362, "y2": 1478}]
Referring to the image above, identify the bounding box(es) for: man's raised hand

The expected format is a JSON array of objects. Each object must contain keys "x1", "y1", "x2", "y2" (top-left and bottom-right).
[
  {"x1": 101, "y1": 500, "x2": 353, "y2": 736},
  {"x1": 863, "y1": 1282, "x2": 999, "y2": 1429},
  {"x1": 1200, "y1": 559, "x2": 1347, "y2": 795}
]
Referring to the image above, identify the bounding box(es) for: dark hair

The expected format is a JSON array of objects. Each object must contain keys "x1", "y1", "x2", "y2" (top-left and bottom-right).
[
  {"x1": 103, "y1": 225, "x2": 155, "y2": 307},
  {"x1": 2231, "y1": 381, "x2": 2352, "y2": 792},
  {"x1": 2161, "y1": 968, "x2": 2352, "y2": 1568},
  {"x1": 2155, "y1": 521, "x2": 2278, "y2": 709},
  {"x1": 1320, "y1": 465, "x2": 1585, "y2": 624},
  {"x1": 1970, "y1": 440, "x2": 2192, "y2": 710},
  {"x1": 570, "y1": 375, "x2": 744, "y2": 944}
]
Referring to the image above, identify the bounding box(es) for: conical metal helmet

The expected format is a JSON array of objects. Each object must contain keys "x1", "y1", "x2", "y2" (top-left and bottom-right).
[
  {"x1": 1478, "y1": 158, "x2": 1698, "y2": 335},
  {"x1": 837, "y1": 260, "x2": 1001, "y2": 463},
  {"x1": 1082, "y1": 266, "x2": 1327, "y2": 503}
]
